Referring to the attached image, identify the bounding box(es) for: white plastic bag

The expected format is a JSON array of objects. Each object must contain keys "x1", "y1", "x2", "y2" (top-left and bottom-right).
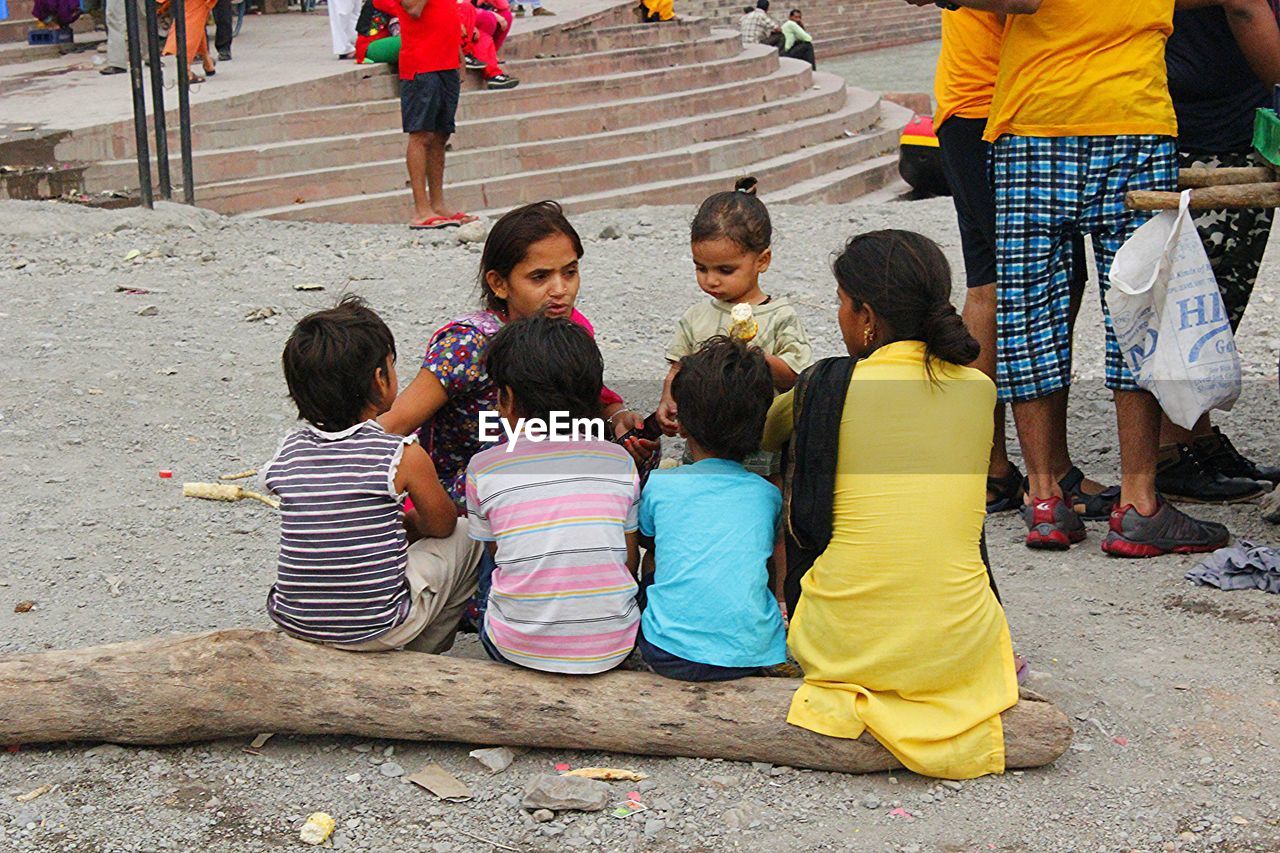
[{"x1": 1109, "y1": 189, "x2": 1241, "y2": 429}]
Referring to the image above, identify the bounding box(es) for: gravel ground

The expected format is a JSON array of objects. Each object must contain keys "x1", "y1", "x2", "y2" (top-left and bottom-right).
[{"x1": 1, "y1": 196, "x2": 1279, "y2": 852}]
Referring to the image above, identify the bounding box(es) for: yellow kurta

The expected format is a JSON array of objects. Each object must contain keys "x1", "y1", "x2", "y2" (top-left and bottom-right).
[{"x1": 763, "y1": 341, "x2": 1018, "y2": 779}]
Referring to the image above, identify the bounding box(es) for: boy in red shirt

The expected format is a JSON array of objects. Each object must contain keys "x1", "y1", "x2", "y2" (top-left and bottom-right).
[{"x1": 375, "y1": 0, "x2": 475, "y2": 229}]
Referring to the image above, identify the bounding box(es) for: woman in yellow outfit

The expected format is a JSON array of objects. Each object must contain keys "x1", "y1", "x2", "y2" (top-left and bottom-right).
[
  {"x1": 762, "y1": 230, "x2": 1018, "y2": 780},
  {"x1": 638, "y1": 0, "x2": 674, "y2": 21}
]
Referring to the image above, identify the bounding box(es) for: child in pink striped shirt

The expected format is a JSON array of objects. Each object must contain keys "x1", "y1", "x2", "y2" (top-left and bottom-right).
[{"x1": 465, "y1": 316, "x2": 641, "y2": 674}]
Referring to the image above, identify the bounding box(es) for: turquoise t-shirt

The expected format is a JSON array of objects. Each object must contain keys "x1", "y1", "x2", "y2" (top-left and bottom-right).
[{"x1": 638, "y1": 458, "x2": 786, "y2": 668}]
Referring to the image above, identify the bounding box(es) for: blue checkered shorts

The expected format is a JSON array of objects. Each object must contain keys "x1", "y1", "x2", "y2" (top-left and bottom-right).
[{"x1": 992, "y1": 135, "x2": 1178, "y2": 402}]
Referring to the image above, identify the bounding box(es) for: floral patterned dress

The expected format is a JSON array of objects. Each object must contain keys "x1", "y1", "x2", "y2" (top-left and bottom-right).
[{"x1": 419, "y1": 308, "x2": 623, "y2": 508}]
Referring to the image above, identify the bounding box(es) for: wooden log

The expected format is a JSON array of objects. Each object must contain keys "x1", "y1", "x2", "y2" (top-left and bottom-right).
[
  {"x1": 1178, "y1": 167, "x2": 1273, "y2": 189},
  {"x1": 0, "y1": 630, "x2": 1072, "y2": 775},
  {"x1": 1127, "y1": 182, "x2": 1280, "y2": 211}
]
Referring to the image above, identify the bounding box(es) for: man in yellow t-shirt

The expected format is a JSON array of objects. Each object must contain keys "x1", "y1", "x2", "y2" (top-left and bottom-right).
[
  {"x1": 908, "y1": 0, "x2": 1230, "y2": 559},
  {"x1": 931, "y1": 6, "x2": 1096, "y2": 520}
]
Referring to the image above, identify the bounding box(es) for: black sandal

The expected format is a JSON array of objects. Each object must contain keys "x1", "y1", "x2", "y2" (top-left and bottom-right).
[
  {"x1": 986, "y1": 464, "x2": 1025, "y2": 514},
  {"x1": 1059, "y1": 466, "x2": 1119, "y2": 520}
]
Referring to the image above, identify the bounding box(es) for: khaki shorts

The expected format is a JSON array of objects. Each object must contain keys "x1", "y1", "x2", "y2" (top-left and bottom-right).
[{"x1": 337, "y1": 520, "x2": 482, "y2": 654}]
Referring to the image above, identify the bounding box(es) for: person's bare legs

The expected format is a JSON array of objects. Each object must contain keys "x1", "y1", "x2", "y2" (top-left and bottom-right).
[
  {"x1": 1012, "y1": 392, "x2": 1066, "y2": 502},
  {"x1": 424, "y1": 131, "x2": 450, "y2": 217},
  {"x1": 1159, "y1": 411, "x2": 1212, "y2": 446},
  {"x1": 963, "y1": 283, "x2": 1014, "y2": 501},
  {"x1": 1115, "y1": 389, "x2": 1160, "y2": 515},
  {"x1": 407, "y1": 130, "x2": 432, "y2": 222}
]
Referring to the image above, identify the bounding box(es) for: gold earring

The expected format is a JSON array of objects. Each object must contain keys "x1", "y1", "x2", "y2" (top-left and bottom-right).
[{"x1": 863, "y1": 326, "x2": 874, "y2": 347}]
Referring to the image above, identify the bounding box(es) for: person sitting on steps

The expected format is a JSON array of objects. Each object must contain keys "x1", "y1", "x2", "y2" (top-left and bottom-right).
[{"x1": 781, "y1": 8, "x2": 816, "y2": 68}]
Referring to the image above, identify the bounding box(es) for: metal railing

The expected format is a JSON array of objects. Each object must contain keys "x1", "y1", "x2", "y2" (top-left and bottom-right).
[{"x1": 123, "y1": 0, "x2": 196, "y2": 208}]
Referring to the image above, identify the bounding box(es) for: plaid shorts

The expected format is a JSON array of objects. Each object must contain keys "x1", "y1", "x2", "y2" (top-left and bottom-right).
[{"x1": 992, "y1": 135, "x2": 1178, "y2": 402}]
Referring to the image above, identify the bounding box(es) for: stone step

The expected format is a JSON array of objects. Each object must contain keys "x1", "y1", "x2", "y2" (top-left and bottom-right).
[
  {"x1": 252, "y1": 75, "x2": 894, "y2": 222},
  {"x1": 507, "y1": 107, "x2": 906, "y2": 215},
  {"x1": 196, "y1": 76, "x2": 872, "y2": 214},
  {"x1": 89, "y1": 58, "x2": 857, "y2": 193},
  {"x1": 762, "y1": 103, "x2": 913, "y2": 203},
  {"x1": 0, "y1": 29, "x2": 103, "y2": 65},
  {"x1": 504, "y1": 17, "x2": 713, "y2": 59},
  {"x1": 182, "y1": 43, "x2": 796, "y2": 151},
  {"x1": 503, "y1": 27, "x2": 742, "y2": 82},
  {"x1": 765, "y1": 151, "x2": 899, "y2": 204}
]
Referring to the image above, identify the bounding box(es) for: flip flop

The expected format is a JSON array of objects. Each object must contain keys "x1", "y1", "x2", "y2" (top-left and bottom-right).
[{"x1": 410, "y1": 214, "x2": 465, "y2": 230}]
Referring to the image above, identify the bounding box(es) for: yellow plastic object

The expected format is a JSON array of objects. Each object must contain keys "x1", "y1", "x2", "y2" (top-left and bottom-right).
[{"x1": 299, "y1": 812, "x2": 336, "y2": 845}]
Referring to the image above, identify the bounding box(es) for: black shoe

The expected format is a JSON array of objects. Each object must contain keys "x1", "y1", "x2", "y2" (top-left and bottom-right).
[
  {"x1": 463, "y1": 53, "x2": 485, "y2": 70},
  {"x1": 1193, "y1": 427, "x2": 1280, "y2": 486},
  {"x1": 99, "y1": 65, "x2": 127, "y2": 75},
  {"x1": 1155, "y1": 444, "x2": 1267, "y2": 504},
  {"x1": 485, "y1": 73, "x2": 518, "y2": 90},
  {"x1": 217, "y1": 49, "x2": 231, "y2": 61}
]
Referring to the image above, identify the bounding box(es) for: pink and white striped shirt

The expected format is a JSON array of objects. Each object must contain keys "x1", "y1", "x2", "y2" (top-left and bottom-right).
[{"x1": 466, "y1": 438, "x2": 640, "y2": 674}]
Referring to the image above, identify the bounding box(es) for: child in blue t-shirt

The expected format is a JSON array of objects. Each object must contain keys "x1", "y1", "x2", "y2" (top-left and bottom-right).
[{"x1": 637, "y1": 336, "x2": 786, "y2": 681}]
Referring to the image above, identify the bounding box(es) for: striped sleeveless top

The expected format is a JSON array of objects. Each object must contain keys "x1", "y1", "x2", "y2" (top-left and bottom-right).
[{"x1": 264, "y1": 420, "x2": 414, "y2": 644}]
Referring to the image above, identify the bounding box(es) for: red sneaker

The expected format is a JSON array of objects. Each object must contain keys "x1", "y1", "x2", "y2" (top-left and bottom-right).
[{"x1": 1022, "y1": 495, "x2": 1086, "y2": 550}]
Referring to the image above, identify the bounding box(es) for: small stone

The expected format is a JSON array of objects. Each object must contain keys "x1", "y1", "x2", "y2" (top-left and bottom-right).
[
  {"x1": 137, "y1": 305, "x2": 159, "y2": 316},
  {"x1": 12, "y1": 259, "x2": 28, "y2": 270},
  {"x1": 643, "y1": 818, "x2": 666, "y2": 837},
  {"x1": 345, "y1": 773, "x2": 362, "y2": 783},
  {"x1": 597, "y1": 224, "x2": 623, "y2": 240},
  {"x1": 940, "y1": 780, "x2": 962, "y2": 791},
  {"x1": 379, "y1": 761, "x2": 404, "y2": 778},
  {"x1": 708, "y1": 775, "x2": 739, "y2": 789},
  {"x1": 540, "y1": 823, "x2": 565, "y2": 838},
  {"x1": 532, "y1": 809, "x2": 555, "y2": 823},
  {"x1": 637, "y1": 779, "x2": 658, "y2": 793},
  {"x1": 768, "y1": 766, "x2": 792, "y2": 777},
  {"x1": 861, "y1": 796, "x2": 880, "y2": 810},
  {"x1": 468, "y1": 746, "x2": 515, "y2": 773},
  {"x1": 522, "y1": 774, "x2": 610, "y2": 812},
  {"x1": 352, "y1": 743, "x2": 373, "y2": 753},
  {"x1": 500, "y1": 794, "x2": 521, "y2": 808},
  {"x1": 455, "y1": 220, "x2": 489, "y2": 244},
  {"x1": 751, "y1": 762, "x2": 772, "y2": 773}
]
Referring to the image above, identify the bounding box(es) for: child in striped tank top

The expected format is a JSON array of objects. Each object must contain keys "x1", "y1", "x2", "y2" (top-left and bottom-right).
[{"x1": 263, "y1": 297, "x2": 482, "y2": 652}]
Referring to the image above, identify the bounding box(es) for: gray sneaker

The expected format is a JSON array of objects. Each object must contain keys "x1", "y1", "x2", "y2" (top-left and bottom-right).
[
  {"x1": 1101, "y1": 499, "x2": 1229, "y2": 558},
  {"x1": 1022, "y1": 495, "x2": 1086, "y2": 550}
]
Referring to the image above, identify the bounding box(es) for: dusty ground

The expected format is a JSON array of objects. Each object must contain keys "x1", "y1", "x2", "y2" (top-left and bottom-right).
[{"x1": 0, "y1": 196, "x2": 1278, "y2": 852}]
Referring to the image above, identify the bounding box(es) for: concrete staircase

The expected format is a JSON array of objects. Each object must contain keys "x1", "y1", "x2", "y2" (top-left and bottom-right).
[
  {"x1": 0, "y1": 1, "x2": 914, "y2": 219},
  {"x1": 677, "y1": 0, "x2": 940, "y2": 59}
]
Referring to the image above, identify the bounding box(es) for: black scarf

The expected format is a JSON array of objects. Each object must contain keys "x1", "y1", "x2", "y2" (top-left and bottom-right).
[{"x1": 782, "y1": 355, "x2": 857, "y2": 614}]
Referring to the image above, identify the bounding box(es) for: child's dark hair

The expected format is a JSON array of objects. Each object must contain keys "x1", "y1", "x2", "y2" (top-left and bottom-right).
[
  {"x1": 832, "y1": 230, "x2": 979, "y2": 373},
  {"x1": 486, "y1": 316, "x2": 604, "y2": 424},
  {"x1": 478, "y1": 200, "x2": 584, "y2": 313},
  {"x1": 671, "y1": 337, "x2": 773, "y2": 462},
  {"x1": 690, "y1": 176, "x2": 771, "y2": 254},
  {"x1": 282, "y1": 295, "x2": 397, "y2": 432}
]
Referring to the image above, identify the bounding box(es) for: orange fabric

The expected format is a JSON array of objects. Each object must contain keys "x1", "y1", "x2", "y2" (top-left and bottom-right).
[
  {"x1": 161, "y1": 0, "x2": 217, "y2": 67},
  {"x1": 933, "y1": 8, "x2": 1003, "y2": 129},
  {"x1": 984, "y1": 0, "x2": 1177, "y2": 142}
]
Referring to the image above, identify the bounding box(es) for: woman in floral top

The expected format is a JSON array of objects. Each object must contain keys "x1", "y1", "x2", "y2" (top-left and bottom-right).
[{"x1": 380, "y1": 202, "x2": 654, "y2": 507}]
